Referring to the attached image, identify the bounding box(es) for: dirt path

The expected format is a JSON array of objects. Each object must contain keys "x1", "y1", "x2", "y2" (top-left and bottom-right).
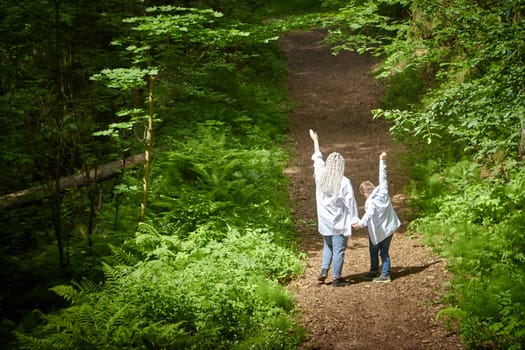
[{"x1": 280, "y1": 29, "x2": 462, "y2": 350}]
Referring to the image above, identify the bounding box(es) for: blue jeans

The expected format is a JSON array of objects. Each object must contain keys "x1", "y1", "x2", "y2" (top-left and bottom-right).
[
  {"x1": 369, "y1": 234, "x2": 393, "y2": 277},
  {"x1": 321, "y1": 235, "x2": 348, "y2": 279}
]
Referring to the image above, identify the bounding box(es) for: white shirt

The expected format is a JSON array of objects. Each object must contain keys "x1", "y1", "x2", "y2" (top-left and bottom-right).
[
  {"x1": 312, "y1": 151, "x2": 359, "y2": 237},
  {"x1": 358, "y1": 159, "x2": 401, "y2": 245}
]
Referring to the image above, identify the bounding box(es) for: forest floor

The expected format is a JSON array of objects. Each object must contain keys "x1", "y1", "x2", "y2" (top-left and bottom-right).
[{"x1": 280, "y1": 29, "x2": 463, "y2": 350}]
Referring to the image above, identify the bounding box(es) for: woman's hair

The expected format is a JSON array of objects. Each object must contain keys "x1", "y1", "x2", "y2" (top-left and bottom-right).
[
  {"x1": 320, "y1": 152, "x2": 345, "y2": 194},
  {"x1": 359, "y1": 181, "x2": 376, "y2": 196}
]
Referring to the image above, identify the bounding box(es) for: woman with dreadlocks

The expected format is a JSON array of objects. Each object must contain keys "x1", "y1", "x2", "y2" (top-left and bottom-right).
[{"x1": 309, "y1": 129, "x2": 359, "y2": 287}]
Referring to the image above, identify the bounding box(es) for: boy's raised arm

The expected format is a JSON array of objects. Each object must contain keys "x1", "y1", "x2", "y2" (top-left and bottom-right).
[{"x1": 379, "y1": 152, "x2": 388, "y2": 190}]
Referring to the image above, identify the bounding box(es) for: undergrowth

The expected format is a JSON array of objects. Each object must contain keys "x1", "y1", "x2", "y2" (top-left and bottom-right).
[
  {"x1": 409, "y1": 161, "x2": 525, "y2": 349},
  {"x1": 10, "y1": 3, "x2": 309, "y2": 348}
]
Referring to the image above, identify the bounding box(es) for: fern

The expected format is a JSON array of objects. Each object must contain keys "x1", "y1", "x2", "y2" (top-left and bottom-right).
[
  {"x1": 49, "y1": 285, "x2": 79, "y2": 305},
  {"x1": 108, "y1": 243, "x2": 141, "y2": 266},
  {"x1": 77, "y1": 277, "x2": 102, "y2": 294},
  {"x1": 102, "y1": 262, "x2": 129, "y2": 286},
  {"x1": 14, "y1": 332, "x2": 50, "y2": 350},
  {"x1": 134, "y1": 222, "x2": 182, "y2": 260},
  {"x1": 436, "y1": 306, "x2": 466, "y2": 332},
  {"x1": 102, "y1": 304, "x2": 131, "y2": 343}
]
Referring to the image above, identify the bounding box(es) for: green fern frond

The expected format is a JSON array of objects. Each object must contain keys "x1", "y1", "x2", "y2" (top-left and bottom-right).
[
  {"x1": 102, "y1": 304, "x2": 131, "y2": 344},
  {"x1": 13, "y1": 331, "x2": 52, "y2": 349},
  {"x1": 102, "y1": 262, "x2": 129, "y2": 286},
  {"x1": 108, "y1": 243, "x2": 141, "y2": 266},
  {"x1": 135, "y1": 222, "x2": 162, "y2": 249},
  {"x1": 77, "y1": 277, "x2": 102, "y2": 293},
  {"x1": 50, "y1": 284, "x2": 79, "y2": 304},
  {"x1": 436, "y1": 306, "x2": 466, "y2": 331},
  {"x1": 137, "y1": 222, "x2": 161, "y2": 236},
  {"x1": 74, "y1": 304, "x2": 96, "y2": 329},
  {"x1": 134, "y1": 222, "x2": 182, "y2": 258},
  {"x1": 436, "y1": 306, "x2": 466, "y2": 321}
]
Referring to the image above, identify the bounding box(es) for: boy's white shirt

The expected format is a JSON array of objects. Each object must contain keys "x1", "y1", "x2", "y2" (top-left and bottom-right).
[
  {"x1": 358, "y1": 159, "x2": 401, "y2": 245},
  {"x1": 312, "y1": 151, "x2": 359, "y2": 237}
]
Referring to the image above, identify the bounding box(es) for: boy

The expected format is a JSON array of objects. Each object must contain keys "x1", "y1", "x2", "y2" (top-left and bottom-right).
[{"x1": 352, "y1": 152, "x2": 400, "y2": 283}]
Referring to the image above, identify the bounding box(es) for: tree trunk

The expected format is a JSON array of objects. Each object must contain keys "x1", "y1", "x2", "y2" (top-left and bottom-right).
[
  {"x1": 0, "y1": 154, "x2": 145, "y2": 210},
  {"x1": 139, "y1": 75, "x2": 155, "y2": 222}
]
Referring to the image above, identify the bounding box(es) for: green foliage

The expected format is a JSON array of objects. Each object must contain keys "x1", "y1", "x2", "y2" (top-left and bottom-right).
[
  {"x1": 373, "y1": 107, "x2": 443, "y2": 145},
  {"x1": 322, "y1": 0, "x2": 410, "y2": 56},
  {"x1": 378, "y1": 64, "x2": 428, "y2": 110},
  {"x1": 408, "y1": 163, "x2": 525, "y2": 348},
  {"x1": 150, "y1": 120, "x2": 291, "y2": 232},
  {"x1": 7, "y1": 2, "x2": 308, "y2": 348},
  {"x1": 15, "y1": 219, "x2": 304, "y2": 349},
  {"x1": 376, "y1": 0, "x2": 523, "y2": 161}
]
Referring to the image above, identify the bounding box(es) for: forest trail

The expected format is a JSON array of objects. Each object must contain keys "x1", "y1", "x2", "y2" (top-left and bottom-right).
[{"x1": 280, "y1": 29, "x2": 463, "y2": 350}]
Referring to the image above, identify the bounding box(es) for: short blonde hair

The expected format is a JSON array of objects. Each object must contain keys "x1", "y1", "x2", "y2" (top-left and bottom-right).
[
  {"x1": 320, "y1": 152, "x2": 345, "y2": 194},
  {"x1": 359, "y1": 181, "x2": 375, "y2": 195}
]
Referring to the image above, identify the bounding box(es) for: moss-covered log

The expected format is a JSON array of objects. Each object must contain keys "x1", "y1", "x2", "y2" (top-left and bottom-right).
[{"x1": 0, "y1": 154, "x2": 145, "y2": 210}]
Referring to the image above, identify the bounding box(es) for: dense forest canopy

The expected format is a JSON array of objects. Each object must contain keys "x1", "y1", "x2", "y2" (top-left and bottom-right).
[{"x1": 1, "y1": 0, "x2": 524, "y2": 349}]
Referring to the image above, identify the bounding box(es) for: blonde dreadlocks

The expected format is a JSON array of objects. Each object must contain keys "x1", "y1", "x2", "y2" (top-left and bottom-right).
[{"x1": 320, "y1": 152, "x2": 345, "y2": 194}]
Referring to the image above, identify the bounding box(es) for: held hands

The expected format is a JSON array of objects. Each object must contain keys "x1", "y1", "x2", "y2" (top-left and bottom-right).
[{"x1": 351, "y1": 218, "x2": 361, "y2": 231}]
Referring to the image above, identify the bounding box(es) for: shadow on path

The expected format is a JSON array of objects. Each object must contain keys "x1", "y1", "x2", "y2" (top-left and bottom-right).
[{"x1": 333, "y1": 259, "x2": 443, "y2": 285}]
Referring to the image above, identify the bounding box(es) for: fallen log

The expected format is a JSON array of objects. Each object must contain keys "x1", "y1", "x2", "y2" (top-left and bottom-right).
[{"x1": 0, "y1": 153, "x2": 145, "y2": 210}]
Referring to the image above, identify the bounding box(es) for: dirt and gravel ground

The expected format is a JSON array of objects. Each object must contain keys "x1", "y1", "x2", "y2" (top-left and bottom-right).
[{"x1": 280, "y1": 29, "x2": 463, "y2": 350}]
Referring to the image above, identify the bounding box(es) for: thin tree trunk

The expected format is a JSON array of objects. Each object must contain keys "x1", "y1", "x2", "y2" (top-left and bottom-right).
[
  {"x1": 51, "y1": 177, "x2": 65, "y2": 268},
  {"x1": 139, "y1": 75, "x2": 154, "y2": 222}
]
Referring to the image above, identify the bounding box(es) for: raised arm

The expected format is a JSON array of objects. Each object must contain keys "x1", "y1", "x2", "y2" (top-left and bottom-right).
[
  {"x1": 310, "y1": 129, "x2": 325, "y2": 179},
  {"x1": 352, "y1": 152, "x2": 390, "y2": 231},
  {"x1": 309, "y1": 129, "x2": 320, "y2": 154},
  {"x1": 378, "y1": 152, "x2": 388, "y2": 191}
]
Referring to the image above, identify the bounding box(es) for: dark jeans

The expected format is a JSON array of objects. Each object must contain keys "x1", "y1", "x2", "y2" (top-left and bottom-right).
[{"x1": 369, "y1": 234, "x2": 393, "y2": 277}]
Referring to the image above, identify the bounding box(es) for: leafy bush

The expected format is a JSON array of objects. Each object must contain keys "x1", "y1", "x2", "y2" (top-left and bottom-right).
[
  {"x1": 410, "y1": 164, "x2": 525, "y2": 349},
  {"x1": 15, "y1": 220, "x2": 304, "y2": 349}
]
